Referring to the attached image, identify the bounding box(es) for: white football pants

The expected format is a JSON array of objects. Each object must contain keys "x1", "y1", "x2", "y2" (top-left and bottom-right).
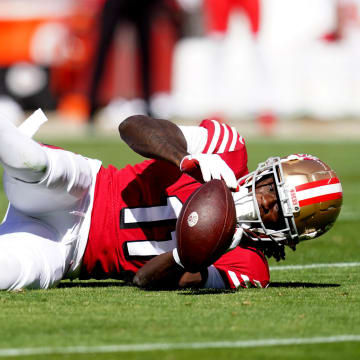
[{"x1": 0, "y1": 121, "x2": 101, "y2": 290}]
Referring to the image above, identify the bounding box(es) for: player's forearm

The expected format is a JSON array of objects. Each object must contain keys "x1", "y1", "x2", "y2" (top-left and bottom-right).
[
  {"x1": 133, "y1": 252, "x2": 207, "y2": 289},
  {"x1": 133, "y1": 252, "x2": 185, "y2": 289},
  {"x1": 119, "y1": 115, "x2": 188, "y2": 167}
]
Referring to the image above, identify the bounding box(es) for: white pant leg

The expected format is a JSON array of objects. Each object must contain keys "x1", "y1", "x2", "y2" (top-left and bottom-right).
[
  {"x1": 1, "y1": 147, "x2": 102, "y2": 288},
  {"x1": 0, "y1": 209, "x2": 65, "y2": 290},
  {"x1": 3, "y1": 147, "x2": 94, "y2": 215},
  {"x1": 0, "y1": 113, "x2": 48, "y2": 183}
]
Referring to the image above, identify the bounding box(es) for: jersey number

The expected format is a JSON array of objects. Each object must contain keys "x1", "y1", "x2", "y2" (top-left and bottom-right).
[{"x1": 120, "y1": 196, "x2": 183, "y2": 259}]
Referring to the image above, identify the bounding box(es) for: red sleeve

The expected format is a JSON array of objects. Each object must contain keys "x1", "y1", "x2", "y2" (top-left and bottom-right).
[
  {"x1": 218, "y1": 150, "x2": 248, "y2": 180},
  {"x1": 213, "y1": 246, "x2": 270, "y2": 289},
  {"x1": 198, "y1": 119, "x2": 249, "y2": 179},
  {"x1": 200, "y1": 119, "x2": 245, "y2": 154}
]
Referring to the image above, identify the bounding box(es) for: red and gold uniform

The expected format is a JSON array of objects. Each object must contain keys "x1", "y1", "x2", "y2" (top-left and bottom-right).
[
  {"x1": 81, "y1": 119, "x2": 270, "y2": 288},
  {"x1": 0, "y1": 113, "x2": 269, "y2": 290}
]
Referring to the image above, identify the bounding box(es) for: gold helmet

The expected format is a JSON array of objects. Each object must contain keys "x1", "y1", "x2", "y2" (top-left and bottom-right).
[{"x1": 236, "y1": 154, "x2": 343, "y2": 244}]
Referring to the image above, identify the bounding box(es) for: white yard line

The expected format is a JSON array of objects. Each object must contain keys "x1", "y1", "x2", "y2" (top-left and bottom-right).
[
  {"x1": 338, "y1": 212, "x2": 360, "y2": 221},
  {"x1": 0, "y1": 335, "x2": 359, "y2": 357},
  {"x1": 270, "y1": 262, "x2": 360, "y2": 271}
]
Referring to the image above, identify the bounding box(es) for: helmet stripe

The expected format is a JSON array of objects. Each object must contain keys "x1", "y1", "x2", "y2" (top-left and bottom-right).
[
  {"x1": 295, "y1": 177, "x2": 340, "y2": 192},
  {"x1": 296, "y1": 182, "x2": 342, "y2": 200},
  {"x1": 299, "y1": 192, "x2": 343, "y2": 207},
  {"x1": 295, "y1": 178, "x2": 343, "y2": 208}
]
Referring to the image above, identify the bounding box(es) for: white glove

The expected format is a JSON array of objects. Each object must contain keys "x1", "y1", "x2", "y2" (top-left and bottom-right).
[{"x1": 180, "y1": 153, "x2": 238, "y2": 190}]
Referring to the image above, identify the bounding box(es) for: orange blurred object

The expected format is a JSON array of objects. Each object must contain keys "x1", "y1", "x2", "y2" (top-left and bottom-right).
[
  {"x1": 57, "y1": 93, "x2": 90, "y2": 123},
  {"x1": 0, "y1": 19, "x2": 49, "y2": 66}
]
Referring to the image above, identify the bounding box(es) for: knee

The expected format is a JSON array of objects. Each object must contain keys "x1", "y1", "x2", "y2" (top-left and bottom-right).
[{"x1": 0, "y1": 249, "x2": 23, "y2": 291}]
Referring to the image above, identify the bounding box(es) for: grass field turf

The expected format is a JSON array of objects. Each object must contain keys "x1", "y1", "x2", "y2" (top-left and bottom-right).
[{"x1": 0, "y1": 135, "x2": 359, "y2": 359}]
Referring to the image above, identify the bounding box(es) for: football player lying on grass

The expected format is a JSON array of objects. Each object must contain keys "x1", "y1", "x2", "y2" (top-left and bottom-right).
[{"x1": 0, "y1": 110, "x2": 342, "y2": 291}]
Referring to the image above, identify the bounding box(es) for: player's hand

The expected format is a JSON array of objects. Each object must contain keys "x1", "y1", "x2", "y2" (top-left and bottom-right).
[{"x1": 180, "y1": 153, "x2": 238, "y2": 190}]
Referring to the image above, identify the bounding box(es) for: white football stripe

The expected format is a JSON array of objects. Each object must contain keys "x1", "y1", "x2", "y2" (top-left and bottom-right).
[
  {"x1": 0, "y1": 335, "x2": 359, "y2": 356},
  {"x1": 218, "y1": 124, "x2": 230, "y2": 153},
  {"x1": 296, "y1": 183, "x2": 342, "y2": 201},
  {"x1": 207, "y1": 120, "x2": 221, "y2": 154}
]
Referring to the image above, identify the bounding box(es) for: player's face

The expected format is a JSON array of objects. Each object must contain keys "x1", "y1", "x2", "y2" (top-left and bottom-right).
[{"x1": 255, "y1": 176, "x2": 281, "y2": 229}]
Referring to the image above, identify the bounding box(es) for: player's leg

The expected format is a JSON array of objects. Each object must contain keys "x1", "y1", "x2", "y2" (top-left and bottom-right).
[
  {"x1": 0, "y1": 213, "x2": 65, "y2": 290},
  {"x1": 2, "y1": 146, "x2": 97, "y2": 216},
  {"x1": 0, "y1": 109, "x2": 100, "y2": 216},
  {"x1": 0, "y1": 112, "x2": 97, "y2": 210},
  {"x1": 1, "y1": 146, "x2": 100, "y2": 284},
  {"x1": 88, "y1": 0, "x2": 124, "y2": 120},
  {"x1": 0, "y1": 116, "x2": 48, "y2": 183},
  {"x1": 0, "y1": 115, "x2": 101, "y2": 282},
  {"x1": 1, "y1": 144, "x2": 101, "y2": 281}
]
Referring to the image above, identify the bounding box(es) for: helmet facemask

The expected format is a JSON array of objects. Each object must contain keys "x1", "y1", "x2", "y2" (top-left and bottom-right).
[
  {"x1": 234, "y1": 154, "x2": 342, "y2": 247},
  {"x1": 234, "y1": 156, "x2": 298, "y2": 245}
]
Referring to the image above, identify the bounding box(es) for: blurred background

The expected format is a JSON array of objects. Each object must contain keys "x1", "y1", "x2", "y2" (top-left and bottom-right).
[{"x1": 1, "y1": 0, "x2": 360, "y2": 138}]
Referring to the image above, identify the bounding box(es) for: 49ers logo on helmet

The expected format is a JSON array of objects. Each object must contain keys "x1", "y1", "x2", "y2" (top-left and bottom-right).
[{"x1": 289, "y1": 187, "x2": 300, "y2": 212}]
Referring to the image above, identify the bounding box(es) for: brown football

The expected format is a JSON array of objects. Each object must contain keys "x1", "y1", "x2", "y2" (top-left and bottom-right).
[{"x1": 176, "y1": 179, "x2": 236, "y2": 272}]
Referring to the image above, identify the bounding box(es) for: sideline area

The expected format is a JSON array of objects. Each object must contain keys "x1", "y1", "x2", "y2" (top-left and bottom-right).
[{"x1": 28, "y1": 111, "x2": 360, "y2": 141}]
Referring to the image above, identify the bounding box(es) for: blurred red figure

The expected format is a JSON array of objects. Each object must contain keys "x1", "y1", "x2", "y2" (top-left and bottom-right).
[
  {"x1": 257, "y1": 111, "x2": 277, "y2": 137},
  {"x1": 203, "y1": 0, "x2": 260, "y2": 36},
  {"x1": 200, "y1": 0, "x2": 262, "y2": 123}
]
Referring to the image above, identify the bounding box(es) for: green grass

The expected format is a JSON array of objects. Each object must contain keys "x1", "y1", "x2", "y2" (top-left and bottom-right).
[{"x1": 0, "y1": 135, "x2": 359, "y2": 359}]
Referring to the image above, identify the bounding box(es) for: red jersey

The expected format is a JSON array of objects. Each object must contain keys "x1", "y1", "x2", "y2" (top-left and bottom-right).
[
  {"x1": 80, "y1": 120, "x2": 269, "y2": 288},
  {"x1": 214, "y1": 246, "x2": 269, "y2": 289}
]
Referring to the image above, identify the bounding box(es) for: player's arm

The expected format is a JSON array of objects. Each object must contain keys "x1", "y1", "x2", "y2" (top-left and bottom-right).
[
  {"x1": 119, "y1": 115, "x2": 238, "y2": 189},
  {"x1": 119, "y1": 115, "x2": 188, "y2": 167},
  {"x1": 133, "y1": 251, "x2": 208, "y2": 289}
]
